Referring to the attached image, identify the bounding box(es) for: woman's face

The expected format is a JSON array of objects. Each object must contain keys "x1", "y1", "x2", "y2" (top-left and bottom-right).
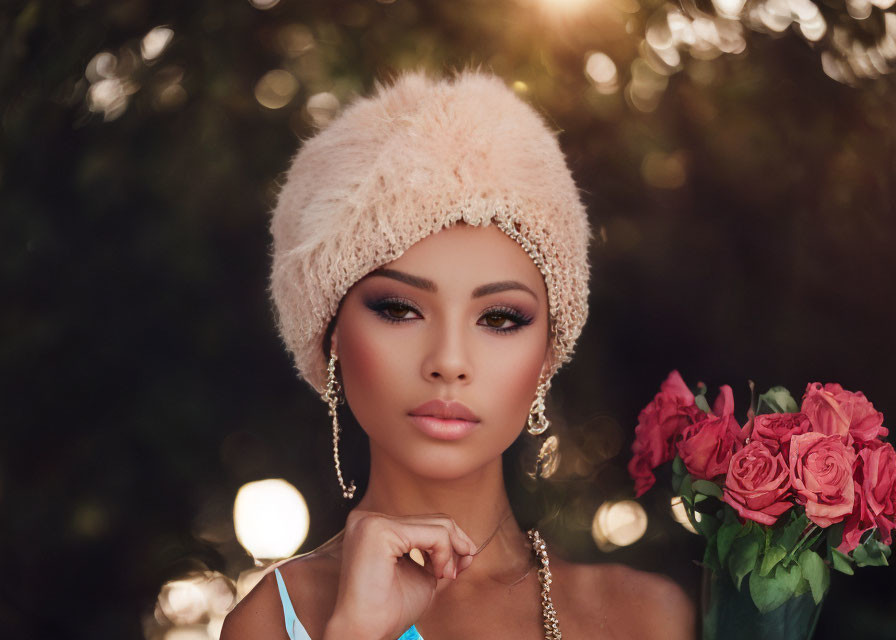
[{"x1": 331, "y1": 222, "x2": 552, "y2": 480}]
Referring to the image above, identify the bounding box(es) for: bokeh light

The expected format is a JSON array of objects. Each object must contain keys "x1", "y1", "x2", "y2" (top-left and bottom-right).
[
  {"x1": 591, "y1": 500, "x2": 648, "y2": 551},
  {"x1": 149, "y1": 571, "x2": 236, "y2": 640},
  {"x1": 233, "y1": 478, "x2": 309, "y2": 560},
  {"x1": 254, "y1": 70, "x2": 299, "y2": 109},
  {"x1": 141, "y1": 27, "x2": 174, "y2": 62},
  {"x1": 249, "y1": 0, "x2": 281, "y2": 10},
  {"x1": 306, "y1": 91, "x2": 340, "y2": 127},
  {"x1": 584, "y1": 52, "x2": 619, "y2": 94},
  {"x1": 670, "y1": 496, "x2": 701, "y2": 535}
]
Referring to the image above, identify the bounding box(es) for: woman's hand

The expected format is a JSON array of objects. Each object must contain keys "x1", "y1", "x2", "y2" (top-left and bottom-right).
[{"x1": 323, "y1": 508, "x2": 477, "y2": 640}]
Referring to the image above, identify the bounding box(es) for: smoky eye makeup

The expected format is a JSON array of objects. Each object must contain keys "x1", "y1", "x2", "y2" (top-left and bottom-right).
[
  {"x1": 364, "y1": 296, "x2": 420, "y2": 324},
  {"x1": 362, "y1": 294, "x2": 536, "y2": 334}
]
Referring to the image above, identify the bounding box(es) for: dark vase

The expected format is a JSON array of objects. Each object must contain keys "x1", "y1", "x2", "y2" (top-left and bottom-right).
[{"x1": 700, "y1": 567, "x2": 825, "y2": 640}]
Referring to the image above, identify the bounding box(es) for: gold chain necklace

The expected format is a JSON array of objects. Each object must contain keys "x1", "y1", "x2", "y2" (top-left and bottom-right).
[
  {"x1": 527, "y1": 528, "x2": 562, "y2": 640},
  {"x1": 469, "y1": 510, "x2": 562, "y2": 639}
]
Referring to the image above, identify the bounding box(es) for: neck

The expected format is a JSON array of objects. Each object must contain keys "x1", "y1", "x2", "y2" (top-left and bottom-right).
[{"x1": 352, "y1": 442, "x2": 535, "y2": 585}]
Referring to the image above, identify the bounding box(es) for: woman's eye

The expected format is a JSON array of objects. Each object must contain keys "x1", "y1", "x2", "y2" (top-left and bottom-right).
[
  {"x1": 482, "y1": 313, "x2": 512, "y2": 329},
  {"x1": 368, "y1": 299, "x2": 421, "y2": 324},
  {"x1": 384, "y1": 304, "x2": 415, "y2": 319},
  {"x1": 479, "y1": 308, "x2": 532, "y2": 333}
]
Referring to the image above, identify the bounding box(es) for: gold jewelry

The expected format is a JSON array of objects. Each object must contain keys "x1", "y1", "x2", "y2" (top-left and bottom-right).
[
  {"x1": 529, "y1": 434, "x2": 561, "y2": 480},
  {"x1": 324, "y1": 349, "x2": 356, "y2": 500},
  {"x1": 529, "y1": 528, "x2": 562, "y2": 639},
  {"x1": 527, "y1": 378, "x2": 550, "y2": 436}
]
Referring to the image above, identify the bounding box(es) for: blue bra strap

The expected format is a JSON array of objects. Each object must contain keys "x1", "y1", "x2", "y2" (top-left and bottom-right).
[
  {"x1": 274, "y1": 568, "x2": 312, "y2": 640},
  {"x1": 274, "y1": 566, "x2": 420, "y2": 640},
  {"x1": 398, "y1": 625, "x2": 423, "y2": 640}
]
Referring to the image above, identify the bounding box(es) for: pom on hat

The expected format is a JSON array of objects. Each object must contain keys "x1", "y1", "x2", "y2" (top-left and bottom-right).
[{"x1": 270, "y1": 67, "x2": 591, "y2": 395}]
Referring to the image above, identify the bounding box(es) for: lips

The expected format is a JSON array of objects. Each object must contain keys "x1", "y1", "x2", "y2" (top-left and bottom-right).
[{"x1": 408, "y1": 399, "x2": 481, "y2": 422}]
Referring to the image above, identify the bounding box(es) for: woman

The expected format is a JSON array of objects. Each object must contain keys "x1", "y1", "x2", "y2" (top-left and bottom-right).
[{"x1": 222, "y1": 69, "x2": 695, "y2": 640}]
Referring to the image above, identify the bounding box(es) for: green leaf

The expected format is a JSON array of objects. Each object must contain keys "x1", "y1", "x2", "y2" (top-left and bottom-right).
[
  {"x1": 756, "y1": 386, "x2": 799, "y2": 415},
  {"x1": 798, "y1": 549, "x2": 829, "y2": 605},
  {"x1": 672, "y1": 455, "x2": 685, "y2": 477},
  {"x1": 826, "y1": 521, "x2": 845, "y2": 550},
  {"x1": 693, "y1": 509, "x2": 722, "y2": 539},
  {"x1": 729, "y1": 534, "x2": 761, "y2": 591},
  {"x1": 692, "y1": 479, "x2": 723, "y2": 498},
  {"x1": 854, "y1": 534, "x2": 891, "y2": 567},
  {"x1": 680, "y1": 474, "x2": 694, "y2": 503},
  {"x1": 716, "y1": 520, "x2": 742, "y2": 566},
  {"x1": 735, "y1": 519, "x2": 754, "y2": 539},
  {"x1": 774, "y1": 512, "x2": 809, "y2": 551},
  {"x1": 695, "y1": 394, "x2": 712, "y2": 414},
  {"x1": 759, "y1": 545, "x2": 788, "y2": 576},
  {"x1": 793, "y1": 573, "x2": 811, "y2": 597},
  {"x1": 703, "y1": 532, "x2": 721, "y2": 571},
  {"x1": 749, "y1": 562, "x2": 802, "y2": 613},
  {"x1": 831, "y1": 548, "x2": 855, "y2": 575}
]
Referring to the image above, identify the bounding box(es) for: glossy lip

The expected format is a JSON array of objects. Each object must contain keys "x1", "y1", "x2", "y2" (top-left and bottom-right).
[
  {"x1": 408, "y1": 399, "x2": 481, "y2": 441},
  {"x1": 409, "y1": 399, "x2": 481, "y2": 422}
]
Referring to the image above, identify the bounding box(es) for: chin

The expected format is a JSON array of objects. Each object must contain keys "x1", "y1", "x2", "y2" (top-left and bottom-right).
[{"x1": 400, "y1": 448, "x2": 498, "y2": 482}]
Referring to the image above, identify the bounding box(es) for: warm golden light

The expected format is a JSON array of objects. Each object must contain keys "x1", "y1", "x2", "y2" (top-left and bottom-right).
[
  {"x1": 641, "y1": 150, "x2": 687, "y2": 189},
  {"x1": 254, "y1": 70, "x2": 299, "y2": 110},
  {"x1": 306, "y1": 92, "x2": 340, "y2": 127},
  {"x1": 249, "y1": 0, "x2": 281, "y2": 9},
  {"x1": 156, "y1": 572, "x2": 236, "y2": 630},
  {"x1": 711, "y1": 0, "x2": 747, "y2": 17},
  {"x1": 537, "y1": 0, "x2": 595, "y2": 13},
  {"x1": 141, "y1": 26, "x2": 174, "y2": 61},
  {"x1": 670, "y1": 496, "x2": 700, "y2": 534},
  {"x1": 591, "y1": 500, "x2": 648, "y2": 551},
  {"x1": 585, "y1": 52, "x2": 619, "y2": 94},
  {"x1": 233, "y1": 478, "x2": 309, "y2": 560}
]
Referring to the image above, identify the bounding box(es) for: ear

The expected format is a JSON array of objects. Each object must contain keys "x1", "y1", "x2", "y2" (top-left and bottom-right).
[
  {"x1": 540, "y1": 343, "x2": 556, "y2": 383},
  {"x1": 330, "y1": 328, "x2": 339, "y2": 357}
]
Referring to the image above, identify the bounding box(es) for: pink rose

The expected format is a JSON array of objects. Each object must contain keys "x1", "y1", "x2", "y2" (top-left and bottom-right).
[
  {"x1": 629, "y1": 371, "x2": 704, "y2": 497},
  {"x1": 859, "y1": 440, "x2": 896, "y2": 546},
  {"x1": 676, "y1": 414, "x2": 744, "y2": 480},
  {"x1": 627, "y1": 454, "x2": 657, "y2": 499},
  {"x1": 750, "y1": 412, "x2": 811, "y2": 460},
  {"x1": 837, "y1": 455, "x2": 875, "y2": 554},
  {"x1": 712, "y1": 384, "x2": 734, "y2": 417},
  {"x1": 723, "y1": 440, "x2": 794, "y2": 525},
  {"x1": 789, "y1": 432, "x2": 857, "y2": 527},
  {"x1": 801, "y1": 382, "x2": 887, "y2": 444}
]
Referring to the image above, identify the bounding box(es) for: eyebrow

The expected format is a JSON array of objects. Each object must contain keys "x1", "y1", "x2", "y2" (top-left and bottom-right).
[{"x1": 363, "y1": 268, "x2": 538, "y2": 300}]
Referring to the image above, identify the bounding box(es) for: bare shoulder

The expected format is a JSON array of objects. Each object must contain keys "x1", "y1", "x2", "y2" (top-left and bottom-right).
[
  {"x1": 554, "y1": 557, "x2": 696, "y2": 640},
  {"x1": 219, "y1": 570, "x2": 286, "y2": 640},
  {"x1": 220, "y1": 550, "x2": 341, "y2": 640}
]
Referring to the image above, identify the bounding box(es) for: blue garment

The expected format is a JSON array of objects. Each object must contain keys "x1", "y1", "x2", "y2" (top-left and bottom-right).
[{"x1": 274, "y1": 568, "x2": 423, "y2": 640}]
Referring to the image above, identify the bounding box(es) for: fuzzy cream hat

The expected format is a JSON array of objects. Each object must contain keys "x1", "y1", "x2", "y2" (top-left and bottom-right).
[{"x1": 270, "y1": 68, "x2": 592, "y2": 396}]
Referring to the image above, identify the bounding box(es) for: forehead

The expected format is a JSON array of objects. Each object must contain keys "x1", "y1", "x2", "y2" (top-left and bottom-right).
[{"x1": 383, "y1": 222, "x2": 545, "y2": 289}]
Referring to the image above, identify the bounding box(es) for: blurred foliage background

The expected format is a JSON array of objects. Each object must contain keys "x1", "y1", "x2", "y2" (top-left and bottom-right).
[{"x1": 2, "y1": 0, "x2": 895, "y2": 638}]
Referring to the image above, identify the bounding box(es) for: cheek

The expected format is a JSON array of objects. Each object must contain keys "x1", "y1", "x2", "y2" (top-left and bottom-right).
[
  {"x1": 336, "y1": 320, "x2": 400, "y2": 425},
  {"x1": 475, "y1": 326, "x2": 549, "y2": 440}
]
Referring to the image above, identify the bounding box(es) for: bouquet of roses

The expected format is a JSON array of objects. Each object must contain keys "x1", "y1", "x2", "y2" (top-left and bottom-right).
[{"x1": 628, "y1": 371, "x2": 894, "y2": 615}]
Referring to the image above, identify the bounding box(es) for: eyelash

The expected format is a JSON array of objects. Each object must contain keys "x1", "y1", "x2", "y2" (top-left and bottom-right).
[{"x1": 367, "y1": 297, "x2": 533, "y2": 334}]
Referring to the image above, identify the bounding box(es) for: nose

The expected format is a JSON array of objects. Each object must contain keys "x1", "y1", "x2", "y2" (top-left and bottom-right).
[{"x1": 421, "y1": 317, "x2": 471, "y2": 384}]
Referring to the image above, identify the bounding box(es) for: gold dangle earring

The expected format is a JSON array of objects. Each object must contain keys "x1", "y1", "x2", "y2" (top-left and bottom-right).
[
  {"x1": 527, "y1": 378, "x2": 560, "y2": 480},
  {"x1": 324, "y1": 348, "x2": 356, "y2": 500},
  {"x1": 527, "y1": 378, "x2": 551, "y2": 436}
]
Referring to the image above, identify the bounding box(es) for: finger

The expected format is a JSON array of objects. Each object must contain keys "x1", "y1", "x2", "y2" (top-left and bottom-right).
[
  {"x1": 388, "y1": 514, "x2": 477, "y2": 557},
  {"x1": 397, "y1": 524, "x2": 456, "y2": 579}
]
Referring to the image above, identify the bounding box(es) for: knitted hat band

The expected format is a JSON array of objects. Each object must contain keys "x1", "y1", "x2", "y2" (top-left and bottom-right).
[{"x1": 269, "y1": 69, "x2": 592, "y2": 395}]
